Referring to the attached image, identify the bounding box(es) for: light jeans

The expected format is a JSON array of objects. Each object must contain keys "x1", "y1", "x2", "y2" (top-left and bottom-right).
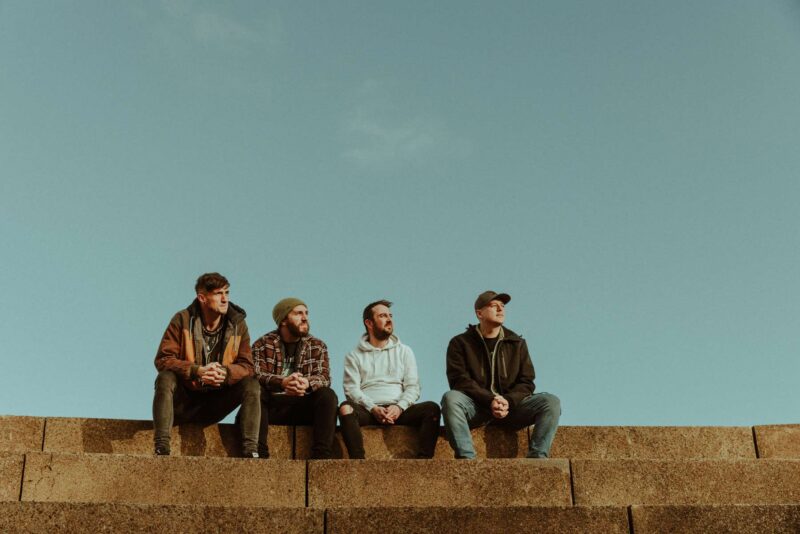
[{"x1": 441, "y1": 389, "x2": 561, "y2": 459}]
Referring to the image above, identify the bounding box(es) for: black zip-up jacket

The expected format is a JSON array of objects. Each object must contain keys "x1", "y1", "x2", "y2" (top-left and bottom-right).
[{"x1": 446, "y1": 325, "x2": 535, "y2": 409}]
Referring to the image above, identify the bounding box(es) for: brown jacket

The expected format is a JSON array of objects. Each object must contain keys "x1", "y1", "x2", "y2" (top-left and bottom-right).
[{"x1": 155, "y1": 299, "x2": 254, "y2": 390}]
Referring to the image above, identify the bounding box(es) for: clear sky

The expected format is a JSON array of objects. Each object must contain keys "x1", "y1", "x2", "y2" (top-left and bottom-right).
[{"x1": 2, "y1": 1, "x2": 799, "y2": 426}]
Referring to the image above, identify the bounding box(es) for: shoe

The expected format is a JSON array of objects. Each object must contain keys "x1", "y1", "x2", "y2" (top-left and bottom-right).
[
  {"x1": 242, "y1": 451, "x2": 260, "y2": 459},
  {"x1": 525, "y1": 452, "x2": 548, "y2": 459},
  {"x1": 154, "y1": 447, "x2": 171, "y2": 456}
]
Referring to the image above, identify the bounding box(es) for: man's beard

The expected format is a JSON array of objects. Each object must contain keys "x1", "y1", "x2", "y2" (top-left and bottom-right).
[
  {"x1": 287, "y1": 321, "x2": 309, "y2": 338},
  {"x1": 373, "y1": 325, "x2": 393, "y2": 341}
]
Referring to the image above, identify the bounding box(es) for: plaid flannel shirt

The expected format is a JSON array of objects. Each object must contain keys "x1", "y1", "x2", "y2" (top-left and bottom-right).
[{"x1": 251, "y1": 330, "x2": 331, "y2": 391}]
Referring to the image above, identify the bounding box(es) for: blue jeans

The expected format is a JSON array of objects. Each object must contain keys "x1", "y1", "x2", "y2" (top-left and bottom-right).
[{"x1": 441, "y1": 389, "x2": 561, "y2": 459}]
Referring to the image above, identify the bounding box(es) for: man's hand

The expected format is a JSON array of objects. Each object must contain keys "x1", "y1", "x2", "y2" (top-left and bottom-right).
[
  {"x1": 371, "y1": 406, "x2": 391, "y2": 424},
  {"x1": 281, "y1": 372, "x2": 309, "y2": 396},
  {"x1": 384, "y1": 405, "x2": 403, "y2": 423},
  {"x1": 491, "y1": 395, "x2": 509, "y2": 419},
  {"x1": 198, "y1": 363, "x2": 226, "y2": 387}
]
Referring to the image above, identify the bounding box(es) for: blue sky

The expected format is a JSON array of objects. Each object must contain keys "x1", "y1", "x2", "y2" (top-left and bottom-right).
[{"x1": 1, "y1": 1, "x2": 799, "y2": 425}]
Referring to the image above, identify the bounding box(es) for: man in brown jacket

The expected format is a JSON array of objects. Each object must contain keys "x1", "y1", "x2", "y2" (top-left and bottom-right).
[{"x1": 153, "y1": 272, "x2": 260, "y2": 457}]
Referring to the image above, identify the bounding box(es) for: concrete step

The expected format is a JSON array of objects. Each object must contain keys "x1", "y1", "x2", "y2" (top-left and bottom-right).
[
  {"x1": 572, "y1": 459, "x2": 800, "y2": 506},
  {"x1": 0, "y1": 502, "x2": 324, "y2": 533},
  {"x1": 297, "y1": 424, "x2": 756, "y2": 460},
  {"x1": 0, "y1": 416, "x2": 44, "y2": 453},
  {"x1": 0, "y1": 453, "x2": 24, "y2": 501},
  {"x1": 754, "y1": 424, "x2": 800, "y2": 458},
  {"x1": 326, "y1": 505, "x2": 629, "y2": 534},
  {"x1": 43, "y1": 417, "x2": 294, "y2": 458},
  {"x1": 631, "y1": 504, "x2": 800, "y2": 533},
  {"x1": 307, "y1": 459, "x2": 572, "y2": 508},
  {"x1": 21, "y1": 452, "x2": 305, "y2": 507}
]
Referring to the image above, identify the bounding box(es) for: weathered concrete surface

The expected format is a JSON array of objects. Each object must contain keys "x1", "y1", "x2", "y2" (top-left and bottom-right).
[
  {"x1": 308, "y1": 459, "x2": 572, "y2": 507},
  {"x1": 44, "y1": 417, "x2": 293, "y2": 459},
  {"x1": 573, "y1": 459, "x2": 800, "y2": 506},
  {"x1": 297, "y1": 426, "x2": 428, "y2": 459},
  {"x1": 433, "y1": 426, "x2": 528, "y2": 459},
  {"x1": 21, "y1": 452, "x2": 305, "y2": 507},
  {"x1": 632, "y1": 504, "x2": 800, "y2": 534},
  {"x1": 0, "y1": 416, "x2": 44, "y2": 453},
  {"x1": 551, "y1": 426, "x2": 756, "y2": 459},
  {"x1": 326, "y1": 506, "x2": 629, "y2": 534},
  {"x1": 0, "y1": 502, "x2": 324, "y2": 533},
  {"x1": 0, "y1": 453, "x2": 24, "y2": 501},
  {"x1": 754, "y1": 425, "x2": 800, "y2": 458}
]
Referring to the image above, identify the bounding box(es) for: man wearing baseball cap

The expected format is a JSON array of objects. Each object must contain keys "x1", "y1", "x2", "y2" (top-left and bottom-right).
[
  {"x1": 441, "y1": 290, "x2": 561, "y2": 459},
  {"x1": 251, "y1": 297, "x2": 338, "y2": 459}
]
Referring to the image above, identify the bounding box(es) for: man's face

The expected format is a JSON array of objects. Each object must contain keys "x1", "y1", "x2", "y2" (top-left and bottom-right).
[
  {"x1": 198, "y1": 286, "x2": 230, "y2": 315},
  {"x1": 366, "y1": 304, "x2": 393, "y2": 341},
  {"x1": 476, "y1": 299, "x2": 505, "y2": 326},
  {"x1": 283, "y1": 304, "x2": 310, "y2": 337}
]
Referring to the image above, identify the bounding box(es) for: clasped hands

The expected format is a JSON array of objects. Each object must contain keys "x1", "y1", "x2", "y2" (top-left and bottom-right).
[
  {"x1": 491, "y1": 395, "x2": 509, "y2": 419},
  {"x1": 371, "y1": 405, "x2": 403, "y2": 424},
  {"x1": 281, "y1": 372, "x2": 310, "y2": 396},
  {"x1": 197, "y1": 362, "x2": 227, "y2": 387}
]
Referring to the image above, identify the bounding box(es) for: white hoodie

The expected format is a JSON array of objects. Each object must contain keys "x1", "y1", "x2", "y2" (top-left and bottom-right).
[{"x1": 342, "y1": 334, "x2": 420, "y2": 411}]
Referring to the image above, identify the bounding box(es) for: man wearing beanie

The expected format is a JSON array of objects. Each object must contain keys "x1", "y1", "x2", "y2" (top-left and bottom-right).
[
  {"x1": 251, "y1": 298, "x2": 338, "y2": 459},
  {"x1": 441, "y1": 290, "x2": 561, "y2": 459}
]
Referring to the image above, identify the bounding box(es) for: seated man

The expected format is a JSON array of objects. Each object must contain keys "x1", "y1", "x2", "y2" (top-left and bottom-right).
[
  {"x1": 442, "y1": 291, "x2": 561, "y2": 459},
  {"x1": 252, "y1": 298, "x2": 338, "y2": 459},
  {"x1": 338, "y1": 300, "x2": 441, "y2": 459},
  {"x1": 153, "y1": 272, "x2": 260, "y2": 457}
]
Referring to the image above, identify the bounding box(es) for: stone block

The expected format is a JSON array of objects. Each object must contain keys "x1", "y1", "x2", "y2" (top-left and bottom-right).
[
  {"x1": 0, "y1": 502, "x2": 324, "y2": 533},
  {"x1": 433, "y1": 426, "x2": 528, "y2": 459},
  {"x1": 44, "y1": 417, "x2": 293, "y2": 458},
  {"x1": 0, "y1": 416, "x2": 45, "y2": 453},
  {"x1": 551, "y1": 426, "x2": 756, "y2": 459},
  {"x1": 0, "y1": 453, "x2": 24, "y2": 501},
  {"x1": 632, "y1": 504, "x2": 800, "y2": 533},
  {"x1": 573, "y1": 459, "x2": 800, "y2": 506},
  {"x1": 308, "y1": 459, "x2": 572, "y2": 507},
  {"x1": 326, "y1": 506, "x2": 629, "y2": 534},
  {"x1": 296, "y1": 426, "x2": 429, "y2": 459},
  {"x1": 21, "y1": 452, "x2": 305, "y2": 507},
  {"x1": 754, "y1": 425, "x2": 800, "y2": 458}
]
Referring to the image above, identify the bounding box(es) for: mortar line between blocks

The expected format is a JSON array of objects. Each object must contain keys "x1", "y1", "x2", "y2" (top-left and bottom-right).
[
  {"x1": 40, "y1": 418, "x2": 47, "y2": 451},
  {"x1": 18, "y1": 454, "x2": 27, "y2": 502},
  {"x1": 751, "y1": 426, "x2": 761, "y2": 458},
  {"x1": 627, "y1": 505, "x2": 635, "y2": 534},
  {"x1": 568, "y1": 459, "x2": 576, "y2": 506}
]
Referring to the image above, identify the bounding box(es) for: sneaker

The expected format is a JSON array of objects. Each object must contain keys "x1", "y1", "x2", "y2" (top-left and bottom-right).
[
  {"x1": 154, "y1": 447, "x2": 171, "y2": 456},
  {"x1": 242, "y1": 451, "x2": 260, "y2": 459}
]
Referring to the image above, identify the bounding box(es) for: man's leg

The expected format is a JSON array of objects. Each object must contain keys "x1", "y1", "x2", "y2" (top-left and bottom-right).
[
  {"x1": 152, "y1": 370, "x2": 183, "y2": 455},
  {"x1": 394, "y1": 401, "x2": 441, "y2": 459},
  {"x1": 504, "y1": 392, "x2": 561, "y2": 458},
  {"x1": 337, "y1": 401, "x2": 375, "y2": 459},
  {"x1": 441, "y1": 390, "x2": 491, "y2": 459},
  {"x1": 193, "y1": 378, "x2": 261, "y2": 456},
  {"x1": 257, "y1": 386, "x2": 273, "y2": 458},
  {"x1": 308, "y1": 387, "x2": 338, "y2": 459}
]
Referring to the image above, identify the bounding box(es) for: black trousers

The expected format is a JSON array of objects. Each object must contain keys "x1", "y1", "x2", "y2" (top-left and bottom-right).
[
  {"x1": 258, "y1": 386, "x2": 338, "y2": 459},
  {"x1": 152, "y1": 371, "x2": 260, "y2": 455},
  {"x1": 338, "y1": 400, "x2": 441, "y2": 459}
]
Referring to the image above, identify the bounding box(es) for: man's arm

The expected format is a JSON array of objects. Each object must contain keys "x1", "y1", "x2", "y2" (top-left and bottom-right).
[
  {"x1": 343, "y1": 352, "x2": 377, "y2": 410},
  {"x1": 154, "y1": 315, "x2": 197, "y2": 379},
  {"x1": 501, "y1": 340, "x2": 536, "y2": 408},
  {"x1": 396, "y1": 346, "x2": 420, "y2": 410},
  {"x1": 252, "y1": 336, "x2": 285, "y2": 391},
  {"x1": 224, "y1": 321, "x2": 254, "y2": 385},
  {"x1": 306, "y1": 340, "x2": 331, "y2": 391},
  {"x1": 446, "y1": 337, "x2": 494, "y2": 408}
]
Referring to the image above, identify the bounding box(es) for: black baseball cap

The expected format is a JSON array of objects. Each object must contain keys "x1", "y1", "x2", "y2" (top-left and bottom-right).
[{"x1": 474, "y1": 290, "x2": 511, "y2": 310}]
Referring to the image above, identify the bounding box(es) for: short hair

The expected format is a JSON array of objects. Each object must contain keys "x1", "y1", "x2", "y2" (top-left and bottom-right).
[
  {"x1": 362, "y1": 299, "x2": 392, "y2": 331},
  {"x1": 195, "y1": 272, "x2": 229, "y2": 293}
]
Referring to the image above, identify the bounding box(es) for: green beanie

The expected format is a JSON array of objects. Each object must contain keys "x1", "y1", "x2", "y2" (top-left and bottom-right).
[{"x1": 272, "y1": 297, "x2": 306, "y2": 326}]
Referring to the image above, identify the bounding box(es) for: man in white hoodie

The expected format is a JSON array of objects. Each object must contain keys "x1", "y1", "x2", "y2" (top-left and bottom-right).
[{"x1": 338, "y1": 300, "x2": 441, "y2": 459}]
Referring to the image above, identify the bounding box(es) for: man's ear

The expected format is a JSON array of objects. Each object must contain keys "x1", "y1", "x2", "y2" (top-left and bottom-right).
[
  {"x1": 197, "y1": 292, "x2": 207, "y2": 305},
  {"x1": 475, "y1": 309, "x2": 482, "y2": 321},
  {"x1": 364, "y1": 318, "x2": 373, "y2": 333}
]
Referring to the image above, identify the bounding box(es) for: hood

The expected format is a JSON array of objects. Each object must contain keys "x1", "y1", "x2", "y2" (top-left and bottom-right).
[
  {"x1": 187, "y1": 298, "x2": 247, "y2": 325},
  {"x1": 466, "y1": 324, "x2": 522, "y2": 342},
  {"x1": 356, "y1": 333, "x2": 401, "y2": 352}
]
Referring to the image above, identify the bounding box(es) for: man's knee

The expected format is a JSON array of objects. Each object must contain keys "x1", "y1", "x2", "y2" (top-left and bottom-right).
[
  {"x1": 419, "y1": 401, "x2": 442, "y2": 419},
  {"x1": 240, "y1": 377, "x2": 261, "y2": 398},
  {"x1": 155, "y1": 370, "x2": 178, "y2": 391},
  {"x1": 339, "y1": 402, "x2": 354, "y2": 416},
  {"x1": 313, "y1": 386, "x2": 338, "y2": 407},
  {"x1": 441, "y1": 390, "x2": 468, "y2": 412},
  {"x1": 539, "y1": 393, "x2": 561, "y2": 415}
]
